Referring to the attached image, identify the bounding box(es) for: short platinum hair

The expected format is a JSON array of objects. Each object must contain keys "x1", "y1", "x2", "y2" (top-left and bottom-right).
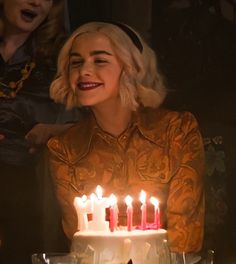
[{"x1": 50, "y1": 21, "x2": 167, "y2": 110}]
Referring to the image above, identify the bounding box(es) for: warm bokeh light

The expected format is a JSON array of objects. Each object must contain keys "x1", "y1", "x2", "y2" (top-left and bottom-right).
[
  {"x1": 125, "y1": 195, "x2": 133, "y2": 206},
  {"x1": 150, "y1": 197, "x2": 159, "y2": 208},
  {"x1": 139, "y1": 190, "x2": 147, "y2": 204},
  {"x1": 109, "y1": 194, "x2": 117, "y2": 206},
  {"x1": 96, "y1": 185, "x2": 103, "y2": 199}
]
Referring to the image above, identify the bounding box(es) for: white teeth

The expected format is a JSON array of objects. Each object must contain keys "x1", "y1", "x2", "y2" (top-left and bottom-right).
[{"x1": 79, "y1": 83, "x2": 99, "y2": 88}]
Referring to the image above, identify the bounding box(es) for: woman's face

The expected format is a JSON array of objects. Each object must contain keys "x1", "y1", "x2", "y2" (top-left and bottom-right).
[
  {"x1": 69, "y1": 32, "x2": 123, "y2": 108},
  {"x1": 3, "y1": 0, "x2": 53, "y2": 34}
]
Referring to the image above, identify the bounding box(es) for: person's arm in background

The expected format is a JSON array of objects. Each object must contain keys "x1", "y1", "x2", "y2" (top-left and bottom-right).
[
  {"x1": 25, "y1": 123, "x2": 74, "y2": 153},
  {"x1": 167, "y1": 112, "x2": 205, "y2": 263},
  {"x1": 25, "y1": 103, "x2": 83, "y2": 154}
]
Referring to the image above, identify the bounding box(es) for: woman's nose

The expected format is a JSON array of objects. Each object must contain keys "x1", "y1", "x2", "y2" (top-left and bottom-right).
[
  {"x1": 28, "y1": 0, "x2": 40, "y2": 6},
  {"x1": 79, "y1": 62, "x2": 93, "y2": 76}
]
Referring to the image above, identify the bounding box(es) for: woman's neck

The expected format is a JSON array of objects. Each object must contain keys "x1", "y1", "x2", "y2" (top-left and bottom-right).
[
  {"x1": 0, "y1": 29, "x2": 30, "y2": 61},
  {"x1": 92, "y1": 103, "x2": 132, "y2": 137}
]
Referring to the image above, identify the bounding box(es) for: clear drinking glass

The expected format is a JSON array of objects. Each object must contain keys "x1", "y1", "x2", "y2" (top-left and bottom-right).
[
  {"x1": 206, "y1": 249, "x2": 215, "y2": 264},
  {"x1": 31, "y1": 252, "x2": 78, "y2": 264},
  {"x1": 158, "y1": 239, "x2": 172, "y2": 264}
]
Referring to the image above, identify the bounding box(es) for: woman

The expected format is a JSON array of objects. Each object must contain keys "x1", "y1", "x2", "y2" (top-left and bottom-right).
[
  {"x1": 48, "y1": 21, "x2": 205, "y2": 262},
  {"x1": 0, "y1": 1, "x2": 80, "y2": 263}
]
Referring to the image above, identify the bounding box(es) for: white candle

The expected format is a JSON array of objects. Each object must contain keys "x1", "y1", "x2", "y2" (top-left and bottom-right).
[
  {"x1": 140, "y1": 190, "x2": 147, "y2": 230},
  {"x1": 150, "y1": 196, "x2": 160, "y2": 229},
  {"x1": 73, "y1": 195, "x2": 92, "y2": 231},
  {"x1": 88, "y1": 185, "x2": 110, "y2": 231},
  {"x1": 125, "y1": 195, "x2": 133, "y2": 232}
]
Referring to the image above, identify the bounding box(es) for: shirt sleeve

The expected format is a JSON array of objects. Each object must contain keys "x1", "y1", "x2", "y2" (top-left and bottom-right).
[
  {"x1": 166, "y1": 112, "x2": 205, "y2": 253},
  {"x1": 47, "y1": 137, "x2": 78, "y2": 240}
]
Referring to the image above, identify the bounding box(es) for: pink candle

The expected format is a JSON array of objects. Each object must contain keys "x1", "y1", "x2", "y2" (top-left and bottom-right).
[
  {"x1": 109, "y1": 194, "x2": 118, "y2": 232},
  {"x1": 125, "y1": 195, "x2": 133, "y2": 232},
  {"x1": 150, "y1": 197, "x2": 160, "y2": 229},
  {"x1": 110, "y1": 206, "x2": 115, "y2": 232},
  {"x1": 140, "y1": 190, "x2": 147, "y2": 230}
]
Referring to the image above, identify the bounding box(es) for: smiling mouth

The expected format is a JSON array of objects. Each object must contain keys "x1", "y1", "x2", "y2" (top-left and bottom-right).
[{"x1": 77, "y1": 82, "x2": 102, "y2": 91}]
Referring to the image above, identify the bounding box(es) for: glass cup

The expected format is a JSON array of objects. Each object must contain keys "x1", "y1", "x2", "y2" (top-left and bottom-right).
[
  {"x1": 159, "y1": 239, "x2": 172, "y2": 264},
  {"x1": 31, "y1": 252, "x2": 78, "y2": 264}
]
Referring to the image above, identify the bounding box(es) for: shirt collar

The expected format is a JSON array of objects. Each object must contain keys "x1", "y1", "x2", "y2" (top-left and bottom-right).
[
  {"x1": 131, "y1": 107, "x2": 167, "y2": 147},
  {"x1": 0, "y1": 38, "x2": 33, "y2": 65},
  {"x1": 63, "y1": 107, "x2": 168, "y2": 164}
]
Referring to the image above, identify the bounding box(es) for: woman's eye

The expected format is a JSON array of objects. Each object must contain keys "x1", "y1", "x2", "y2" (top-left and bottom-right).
[
  {"x1": 70, "y1": 60, "x2": 83, "y2": 67},
  {"x1": 95, "y1": 59, "x2": 108, "y2": 64}
]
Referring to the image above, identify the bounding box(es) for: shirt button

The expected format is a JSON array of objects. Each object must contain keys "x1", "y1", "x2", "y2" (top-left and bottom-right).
[
  {"x1": 159, "y1": 174, "x2": 165, "y2": 180},
  {"x1": 115, "y1": 163, "x2": 123, "y2": 170}
]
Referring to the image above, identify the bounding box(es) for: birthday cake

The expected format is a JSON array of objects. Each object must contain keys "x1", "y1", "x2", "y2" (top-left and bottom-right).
[
  {"x1": 71, "y1": 228, "x2": 168, "y2": 264},
  {"x1": 71, "y1": 186, "x2": 169, "y2": 264}
]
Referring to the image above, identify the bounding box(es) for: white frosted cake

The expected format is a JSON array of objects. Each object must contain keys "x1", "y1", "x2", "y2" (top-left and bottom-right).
[
  {"x1": 71, "y1": 228, "x2": 168, "y2": 264},
  {"x1": 72, "y1": 186, "x2": 168, "y2": 264}
]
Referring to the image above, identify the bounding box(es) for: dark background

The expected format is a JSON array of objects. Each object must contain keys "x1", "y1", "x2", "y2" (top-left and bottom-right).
[{"x1": 67, "y1": 0, "x2": 236, "y2": 262}]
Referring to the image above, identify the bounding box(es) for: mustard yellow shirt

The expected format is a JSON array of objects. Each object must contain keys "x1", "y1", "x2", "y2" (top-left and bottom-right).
[{"x1": 47, "y1": 107, "x2": 205, "y2": 253}]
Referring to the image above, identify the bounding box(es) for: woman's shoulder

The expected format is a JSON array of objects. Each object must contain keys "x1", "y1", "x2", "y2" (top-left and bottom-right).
[
  {"x1": 47, "y1": 113, "x2": 94, "y2": 163},
  {"x1": 137, "y1": 107, "x2": 200, "y2": 142},
  {"x1": 48, "y1": 119, "x2": 87, "y2": 147},
  {"x1": 140, "y1": 107, "x2": 198, "y2": 126}
]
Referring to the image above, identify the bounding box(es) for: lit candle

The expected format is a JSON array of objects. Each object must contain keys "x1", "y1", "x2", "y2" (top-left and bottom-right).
[
  {"x1": 109, "y1": 194, "x2": 118, "y2": 232},
  {"x1": 150, "y1": 196, "x2": 160, "y2": 229},
  {"x1": 88, "y1": 185, "x2": 110, "y2": 231},
  {"x1": 73, "y1": 195, "x2": 92, "y2": 231},
  {"x1": 140, "y1": 190, "x2": 147, "y2": 230},
  {"x1": 125, "y1": 195, "x2": 133, "y2": 232}
]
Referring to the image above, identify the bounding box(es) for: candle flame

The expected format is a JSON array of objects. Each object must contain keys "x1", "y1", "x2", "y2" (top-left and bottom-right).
[
  {"x1": 96, "y1": 185, "x2": 103, "y2": 199},
  {"x1": 150, "y1": 196, "x2": 159, "y2": 208},
  {"x1": 74, "y1": 195, "x2": 88, "y2": 208},
  {"x1": 73, "y1": 197, "x2": 79, "y2": 207},
  {"x1": 125, "y1": 195, "x2": 133, "y2": 206},
  {"x1": 81, "y1": 195, "x2": 87, "y2": 202},
  {"x1": 90, "y1": 193, "x2": 96, "y2": 201},
  {"x1": 109, "y1": 194, "x2": 117, "y2": 206},
  {"x1": 139, "y1": 190, "x2": 146, "y2": 204}
]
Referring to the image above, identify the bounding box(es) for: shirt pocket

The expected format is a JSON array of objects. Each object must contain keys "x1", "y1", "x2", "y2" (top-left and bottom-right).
[
  {"x1": 136, "y1": 146, "x2": 173, "y2": 184},
  {"x1": 73, "y1": 154, "x2": 114, "y2": 194}
]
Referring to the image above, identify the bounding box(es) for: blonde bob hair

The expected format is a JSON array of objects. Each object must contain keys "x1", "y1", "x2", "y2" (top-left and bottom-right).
[{"x1": 50, "y1": 21, "x2": 167, "y2": 110}]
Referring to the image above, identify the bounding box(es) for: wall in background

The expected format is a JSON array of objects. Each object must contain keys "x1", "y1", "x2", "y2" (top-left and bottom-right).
[{"x1": 68, "y1": 0, "x2": 152, "y2": 41}]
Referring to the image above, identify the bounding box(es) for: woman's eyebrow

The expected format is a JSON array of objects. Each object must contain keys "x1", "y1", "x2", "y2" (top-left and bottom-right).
[
  {"x1": 70, "y1": 52, "x2": 81, "y2": 57},
  {"x1": 90, "y1": 50, "x2": 112, "y2": 56},
  {"x1": 69, "y1": 50, "x2": 113, "y2": 58}
]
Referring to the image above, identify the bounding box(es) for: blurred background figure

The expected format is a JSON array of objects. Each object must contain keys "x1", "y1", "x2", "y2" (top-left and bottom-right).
[{"x1": 0, "y1": 0, "x2": 80, "y2": 263}]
